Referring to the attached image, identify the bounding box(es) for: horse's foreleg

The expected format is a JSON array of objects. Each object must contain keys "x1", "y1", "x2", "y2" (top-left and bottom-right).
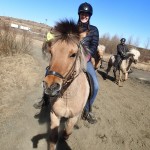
[
  {"x1": 113, "y1": 70, "x2": 117, "y2": 81},
  {"x1": 100, "y1": 57, "x2": 104, "y2": 68},
  {"x1": 124, "y1": 72, "x2": 128, "y2": 81},
  {"x1": 49, "y1": 112, "x2": 60, "y2": 150},
  {"x1": 118, "y1": 71, "x2": 123, "y2": 86},
  {"x1": 106, "y1": 62, "x2": 112, "y2": 75},
  {"x1": 63, "y1": 116, "x2": 79, "y2": 140}
]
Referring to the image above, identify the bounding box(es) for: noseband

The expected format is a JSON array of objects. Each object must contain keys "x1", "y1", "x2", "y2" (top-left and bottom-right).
[{"x1": 46, "y1": 69, "x2": 64, "y2": 79}]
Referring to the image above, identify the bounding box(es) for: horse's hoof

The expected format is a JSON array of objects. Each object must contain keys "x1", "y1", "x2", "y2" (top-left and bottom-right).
[{"x1": 118, "y1": 82, "x2": 123, "y2": 87}]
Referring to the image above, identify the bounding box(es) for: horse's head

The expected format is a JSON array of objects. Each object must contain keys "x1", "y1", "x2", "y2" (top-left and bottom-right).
[
  {"x1": 127, "y1": 49, "x2": 140, "y2": 64},
  {"x1": 43, "y1": 19, "x2": 86, "y2": 97}
]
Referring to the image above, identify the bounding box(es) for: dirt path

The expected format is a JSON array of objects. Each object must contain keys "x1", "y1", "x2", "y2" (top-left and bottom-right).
[{"x1": 0, "y1": 40, "x2": 150, "y2": 150}]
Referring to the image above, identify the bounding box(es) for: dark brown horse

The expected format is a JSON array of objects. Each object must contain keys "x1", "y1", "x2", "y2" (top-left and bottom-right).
[{"x1": 43, "y1": 19, "x2": 90, "y2": 150}]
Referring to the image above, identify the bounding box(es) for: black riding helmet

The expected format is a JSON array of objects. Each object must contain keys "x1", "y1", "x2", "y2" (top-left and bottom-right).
[
  {"x1": 120, "y1": 38, "x2": 126, "y2": 43},
  {"x1": 78, "y1": 2, "x2": 93, "y2": 16}
]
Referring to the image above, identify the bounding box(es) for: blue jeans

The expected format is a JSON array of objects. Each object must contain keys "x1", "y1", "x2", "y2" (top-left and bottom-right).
[{"x1": 85, "y1": 61, "x2": 99, "y2": 112}]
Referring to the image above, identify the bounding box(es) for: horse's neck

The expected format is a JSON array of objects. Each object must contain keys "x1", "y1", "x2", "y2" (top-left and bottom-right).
[
  {"x1": 121, "y1": 58, "x2": 132, "y2": 71},
  {"x1": 62, "y1": 71, "x2": 84, "y2": 99},
  {"x1": 126, "y1": 59, "x2": 132, "y2": 71}
]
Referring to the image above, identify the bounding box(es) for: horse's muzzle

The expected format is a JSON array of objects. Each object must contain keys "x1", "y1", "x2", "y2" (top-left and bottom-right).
[{"x1": 43, "y1": 81, "x2": 61, "y2": 96}]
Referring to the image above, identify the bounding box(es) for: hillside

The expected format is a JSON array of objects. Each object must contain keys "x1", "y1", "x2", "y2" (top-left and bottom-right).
[
  {"x1": 0, "y1": 16, "x2": 149, "y2": 63},
  {"x1": 0, "y1": 16, "x2": 52, "y2": 40}
]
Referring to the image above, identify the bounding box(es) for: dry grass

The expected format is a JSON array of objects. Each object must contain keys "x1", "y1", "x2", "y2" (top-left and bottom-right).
[
  {"x1": 0, "y1": 23, "x2": 42, "y2": 121},
  {"x1": 0, "y1": 54, "x2": 43, "y2": 121},
  {"x1": 0, "y1": 16, "x2": 50, "y2": 41},
  {"x1": 0, "y1": 23, "x2": 33, "y2": 56}
]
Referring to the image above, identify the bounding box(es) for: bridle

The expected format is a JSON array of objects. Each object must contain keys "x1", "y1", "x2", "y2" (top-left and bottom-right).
[{"x1": 45, "y1": 42, "x2": 84, "y2": 87}]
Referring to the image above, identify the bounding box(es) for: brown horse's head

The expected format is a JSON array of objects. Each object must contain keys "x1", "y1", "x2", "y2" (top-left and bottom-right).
[{"x1": 43, "y1": 19, "x2": 86, "y2": 97}]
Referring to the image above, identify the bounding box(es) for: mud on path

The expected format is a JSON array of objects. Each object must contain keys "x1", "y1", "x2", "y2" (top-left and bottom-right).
[{"x1": 0, "y1": 40, "x2": 150, "y2": 150}]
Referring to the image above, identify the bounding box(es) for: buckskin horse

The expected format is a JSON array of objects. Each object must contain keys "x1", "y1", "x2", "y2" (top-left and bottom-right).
[{"x1": 43, "y1": 19, "x2": 90, "y2": 150}]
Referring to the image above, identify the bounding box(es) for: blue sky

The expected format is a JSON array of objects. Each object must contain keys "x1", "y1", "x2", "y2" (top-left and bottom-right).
[{"x1": 0, "y1": 0, "x2": 150, "y2": 48}]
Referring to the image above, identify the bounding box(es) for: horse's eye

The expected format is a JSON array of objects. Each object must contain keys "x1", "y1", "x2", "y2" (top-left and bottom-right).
[{"x1": 70, "y1": 53, "x2": 76, "y2": 58}]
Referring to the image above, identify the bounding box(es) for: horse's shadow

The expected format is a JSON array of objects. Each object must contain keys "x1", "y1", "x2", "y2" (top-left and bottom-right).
[
  {"x1": 97, "y1": 69, "x2": 115, "y2": 82},
  {"x1": 31, "y1": 105, "x2": 71, "y2": 150}
]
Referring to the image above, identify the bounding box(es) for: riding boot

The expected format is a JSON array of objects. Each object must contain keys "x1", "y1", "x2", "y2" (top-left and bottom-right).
[
  {"x1": 82, "y1": 109, "x2": 97, "y2": 124},
  {"x1": 33, "y1": 92, "x2": 49, "y2": 109}
]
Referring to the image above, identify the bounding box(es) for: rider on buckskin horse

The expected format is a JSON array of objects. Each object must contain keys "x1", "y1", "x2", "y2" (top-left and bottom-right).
[
  {"x1": 34, "y1": 2, "x2": 100, "y2": 124},
  {"x1": 113, "y1": 38, "x2": 129, "y2": 72}
]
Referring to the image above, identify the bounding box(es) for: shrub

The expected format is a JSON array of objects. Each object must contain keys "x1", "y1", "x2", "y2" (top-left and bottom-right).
[{"x1": 0, "y1": 23, "x2": 32, "y2": 56}]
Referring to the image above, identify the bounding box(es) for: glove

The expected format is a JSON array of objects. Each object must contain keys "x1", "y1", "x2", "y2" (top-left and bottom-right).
[{"x1": 121, "y1": 52, "x2": 126, "y2": 59}]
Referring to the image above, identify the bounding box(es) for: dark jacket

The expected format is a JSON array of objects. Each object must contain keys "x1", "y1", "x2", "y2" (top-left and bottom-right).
[
  {"x1": 117, "y1": 44, "x2": 129, "y2": 58},
  {"x1": 81, "y1": 25, "x2": 99, "y2": 58}
]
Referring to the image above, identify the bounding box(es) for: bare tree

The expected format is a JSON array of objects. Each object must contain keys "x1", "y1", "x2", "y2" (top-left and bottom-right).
[
  {"x1": 134, "y1": 37, "x2": 140, "y2": 47},
  {"x1": 144, "y1": 38, "x2": 150, "y2": 50},
  {"x1": 100, "y1": 33, "x2": 110, "y2": 47},
  {"x1": 127, "y1": 36, "x2": 133, "y2": 45},
  {"x1": 109, "y1": 34, "x2": 120, "y2": 53}
]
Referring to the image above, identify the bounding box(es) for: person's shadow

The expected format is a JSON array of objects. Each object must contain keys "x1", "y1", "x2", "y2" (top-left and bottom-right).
[{"x1": 31, "y1": 103, "x2": 72, "y2": 150}]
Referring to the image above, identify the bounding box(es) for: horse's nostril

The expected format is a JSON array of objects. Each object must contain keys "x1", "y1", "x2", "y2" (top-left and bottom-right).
[{"x1": 50, "y1": 83, "x2": 60, "y2": 91}]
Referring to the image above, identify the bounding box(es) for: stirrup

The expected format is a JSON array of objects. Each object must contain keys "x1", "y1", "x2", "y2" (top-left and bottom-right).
[
  {"x1": 86, "y1": 112, "x2": 97, "y2": 124},
  {"x1": 82, "y1": 111, "x2": 97, "y2": 124}
]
